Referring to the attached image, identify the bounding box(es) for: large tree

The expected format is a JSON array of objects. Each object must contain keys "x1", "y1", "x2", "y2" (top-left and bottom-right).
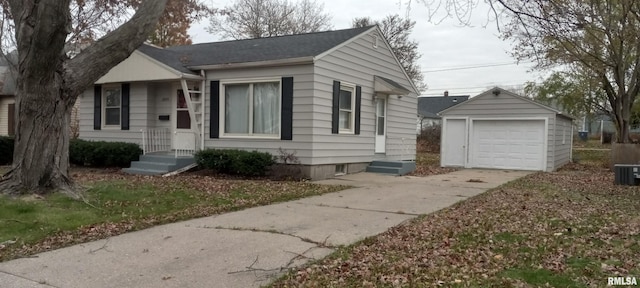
[
  {"x1": 2, "y1": 1, "x2": 211, "y2": 55},
  {"x1": 209, "y1": 0, "x2": 332, "y2": 39},
  {"x1": 420, "y1": 0, "x2": 640, "y2": 143},
  {"x1": 0, "y1": 0, "x2": 168, "y2": 197},
  {"x1": 353, "y1": 15, "x2": 425, "y2": 91},
  {"x1": 130, "y1": 0, "x2": 214, "y2": 47},
  {"x1": 524, "y1": 71, "x2": 606, "y2": 118}
]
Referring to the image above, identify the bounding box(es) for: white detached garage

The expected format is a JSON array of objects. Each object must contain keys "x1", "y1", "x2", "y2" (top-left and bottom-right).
[{"x1": 440, "y1": 87, "x2": 573, "y2": 172}]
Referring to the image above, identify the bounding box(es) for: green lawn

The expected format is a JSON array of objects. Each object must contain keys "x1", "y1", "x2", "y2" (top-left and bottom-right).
[
  {"x1": 573, "y1": 138, "x2": 611, "y2": 149},
  {"x1": 271, "y1": 148, "x2": 639, "y2": 287},
  {"x1": 0, "y1": 172, "x2": 347, "y2": 262}
]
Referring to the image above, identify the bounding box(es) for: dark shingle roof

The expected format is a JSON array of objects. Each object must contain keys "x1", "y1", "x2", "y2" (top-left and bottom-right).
[
  {"x1": 139, "y1": 26, "x2": 374, "y2": 74},
  {"x1": 138, "y1": 44, "x2": 196, "y2": 75},
  {"x1": 418, "y1": 96, "x2": 470, "y2": 118}
]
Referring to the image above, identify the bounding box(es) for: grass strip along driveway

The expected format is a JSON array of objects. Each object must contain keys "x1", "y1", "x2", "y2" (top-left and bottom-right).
[
  {"x1": 271, "y1": 150, "x2": 640, "y2": 287},
  {"x1": 0, "y1": 169, "x2": 347, "y2": 262}
]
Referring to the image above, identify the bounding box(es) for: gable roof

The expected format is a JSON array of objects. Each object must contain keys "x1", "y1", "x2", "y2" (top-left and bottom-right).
[
  {"x1": 139, "y1": 26, "x2": 374, "y2": 71},
  {"x1": 439, "y1": 87, "x2": 574, "y2": 119},
  {"x1": 138, "y1": 44, "x2": 198, "y2": 75},
  {"x1": 418, "y1": 95, "x2": 469, "y2": 118},
  {"x1": 375, "y1": 76, "x2": 412, "y2": 95}
]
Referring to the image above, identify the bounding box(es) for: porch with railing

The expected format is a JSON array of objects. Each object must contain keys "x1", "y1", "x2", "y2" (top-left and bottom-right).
[
  {"x1": 124, "y1": 128, "x2": 198, "y2": 175},
  {"x1": 140, "y1": 128, "x2": 198, "y2": 157},
  {"x1": 141, "y1": 128, "x2": 171, "y2": 155}
]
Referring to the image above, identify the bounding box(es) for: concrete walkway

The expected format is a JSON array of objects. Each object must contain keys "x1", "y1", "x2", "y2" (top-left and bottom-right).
[{"x1": 0, "y1": 169, "x2": 530, "y2": 288}]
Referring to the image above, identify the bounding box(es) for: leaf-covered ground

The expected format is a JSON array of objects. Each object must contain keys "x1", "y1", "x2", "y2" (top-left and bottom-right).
[
  {"x1": 271, "y1": 150, "x2": 640, "y2": 287},
  {"x1": 572, "y1": 138, "x2": 611, "y2": 149},
  {"x1": 0, "y1": 168, "x2": 347, "y2": 262},
  {"x1": 410, "y1": 152, "x2": 457, "y2": 177}
]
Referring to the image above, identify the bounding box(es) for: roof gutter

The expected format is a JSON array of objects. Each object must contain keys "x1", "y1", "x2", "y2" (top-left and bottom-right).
[
  {"x1": 188, "y1": 56, "x2": 314, "y2": 70},
  {"x1": 180, "y1": 73, "x2": 204, "y2": 80}
]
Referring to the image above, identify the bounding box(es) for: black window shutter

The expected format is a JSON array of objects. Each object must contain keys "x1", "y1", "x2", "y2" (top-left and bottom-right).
[
  {"x1": 121, "y1": 83, "x2": 130, "y2": 130},
  {"x1": 355, "y1": 86, "x2": 361, "y2": 135},
  {"x1": 332, "y1": 80, "x2": 340, "y2": 134},
  {"x1": 93, "y1": 85, "x2": 101, "y2": 130},
  {"x1": 210, "y1": 81, "x2": 220, "y2": 138},
  {"x1": 281, "y1": 77, "x2": 294, "y2": 140}
]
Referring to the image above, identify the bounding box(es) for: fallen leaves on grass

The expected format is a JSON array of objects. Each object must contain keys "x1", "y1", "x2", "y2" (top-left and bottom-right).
[
  {"x1": 0, "y1": 168, "x2": 347, "y2": 262},
  {"x1": 272, "y1": 162, "x2": 640, "y2": 287}
]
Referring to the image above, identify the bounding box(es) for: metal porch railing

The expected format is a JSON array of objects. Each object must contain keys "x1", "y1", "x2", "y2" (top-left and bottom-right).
[{"x1": 141, "y1": 128, "x2": 171, "y2": 155}]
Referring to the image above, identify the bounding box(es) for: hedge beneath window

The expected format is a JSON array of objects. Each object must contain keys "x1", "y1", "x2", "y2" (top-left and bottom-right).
[
  {"x1": 1, "y1": 138, "x2": 141, "y2": 168},
  {"x1": 69, "y1": 139, "x2": 141, "y2": 167},
  {"x1": 0, "y1": 136, "x2": 14, "y2": 165},
  {"x1": 195, "y1": 149, "x2": 275, "y2": 176}
]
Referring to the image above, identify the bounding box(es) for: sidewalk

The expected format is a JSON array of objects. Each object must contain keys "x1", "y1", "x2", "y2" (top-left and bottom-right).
[{"x1": 0, "y1": 169, "x2": 530, "y2": 288}]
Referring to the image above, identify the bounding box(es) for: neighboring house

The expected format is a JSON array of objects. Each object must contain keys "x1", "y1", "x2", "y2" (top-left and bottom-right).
[
  {"x1": 78, "y1": 26, "x2": 419, "y2": 179},
  {"x1": 440, "y1": 87, "x2": 573, "y2": 172},
  {"x1": 576, "y1": 113, "x2": 616, "y2": 134},
  {"x1": 417, "y1": 91, "x2": 469, "y2": 132},
  {"x1": 0, "y1": 61, "x2": 16, "y2": 136},
  {"x1": 0, "y1": 54, "x2": 80, "y2": 138}
]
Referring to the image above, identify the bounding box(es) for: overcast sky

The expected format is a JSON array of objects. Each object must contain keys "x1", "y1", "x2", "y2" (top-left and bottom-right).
[{"x1": 188, "y1": 0, "x2": 547, "y2": 97}]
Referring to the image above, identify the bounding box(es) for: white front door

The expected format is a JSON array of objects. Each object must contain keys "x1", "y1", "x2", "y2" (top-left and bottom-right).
[
  {"x1": 443, "y1": 118, "x2": 466, "y2": 166},
  {"x1": 173, "y1": 87, "x2": 195, "y2": 151},
  {"x1": 375, "y1": 98, "x2": 387, "y2": 153}
]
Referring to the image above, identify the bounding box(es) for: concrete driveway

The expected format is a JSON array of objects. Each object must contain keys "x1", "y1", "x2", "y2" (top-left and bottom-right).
[{"x1": 0, "y1": 169, "x2": 531, "y2": 288}]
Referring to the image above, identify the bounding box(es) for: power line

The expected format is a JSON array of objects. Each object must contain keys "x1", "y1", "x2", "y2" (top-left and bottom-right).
[
  {"x1": 425, "y1": 82, "x2": 539, "y2": 91},
  {"x1": 422, "y1": 61, "x2": 534, "y2": 73}
]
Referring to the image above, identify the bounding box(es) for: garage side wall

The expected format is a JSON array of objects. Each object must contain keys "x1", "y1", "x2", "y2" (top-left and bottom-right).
[
  {"x1": 553, "y1": 116, "x2": 573, "y2": 170},
  {"x1": 442, "y1": 92, "x2": 558, "y2": 171}
]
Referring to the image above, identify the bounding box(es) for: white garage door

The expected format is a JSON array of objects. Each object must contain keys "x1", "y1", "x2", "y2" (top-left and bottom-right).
[{"x1": 471, "y1": 120, "x2": 545, "y2": 171}]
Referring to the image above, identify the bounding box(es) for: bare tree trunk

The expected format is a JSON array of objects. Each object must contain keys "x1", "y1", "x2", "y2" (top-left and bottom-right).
[
  {"x1": 0, "y1": 0, "x2": 168, "y2": 197},
  {"x1": 1, "y1": 81, "x2": 77, "y2": 196}
]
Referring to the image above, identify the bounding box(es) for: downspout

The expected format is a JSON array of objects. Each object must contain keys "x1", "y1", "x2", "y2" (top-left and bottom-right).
[
  {"x1": 570, "y1": 120, "x2": 574, "y2": 162},
  {"x1": 201, "y1": 70, "x2": 206, "y2": 150}
]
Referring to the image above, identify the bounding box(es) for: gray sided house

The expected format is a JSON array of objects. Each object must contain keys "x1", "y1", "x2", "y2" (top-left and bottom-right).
[
  {"x1": 417, "y1": 93, "x2": 469, "y2": 132},
  {"x1": 0, "y1": 61, "x2": 16, "y2": 136},
  {"x1": 440, "y1": 87, "x2": 573, "y2": 172},
  {"x1": 0, "y1": 53, "x2": 80, "y2": 137},
  {"x1": 78, "y1": 26, "x2": 419, "y2": 179}
]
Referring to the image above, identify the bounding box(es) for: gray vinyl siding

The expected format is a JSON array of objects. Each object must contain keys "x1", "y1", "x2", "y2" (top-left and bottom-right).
[
  {"x1": 203, "y1": 65, "x2": 315, "y2": 164},
  {"x1": 443, "y1": 91, "x2": 563, "y2": 171},
  {"x1": 0, "y1": 96, "x2": 14, "y2": 136},
  {"x1": 79, "y1": 82, "x2": 150, "y2": 144},
  {"x1": 312, "y1": 29, "x2": 417, "y2": 165},
  {"x1": 148, "y1": 82, "x2": 173, "y2": 130},
  {"x1": 553, "y1": 116, "x2": 573, "y2": 169}
]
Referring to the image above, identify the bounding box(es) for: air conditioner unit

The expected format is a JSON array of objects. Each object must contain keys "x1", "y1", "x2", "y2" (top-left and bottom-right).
[{"x1": 614, "y1": 164, "x2": 640, "y2": 185}]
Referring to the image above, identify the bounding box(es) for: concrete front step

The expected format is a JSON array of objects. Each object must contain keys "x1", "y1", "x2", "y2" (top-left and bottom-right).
[
  {"x1": 122, "y1": 167, "x2": 168, "y2": 176},
  {"x1": 366, "y1": 166, "x2": 401, "y2": 175},
  {"x1": 139, "y1": 154, "x2": 196, "y2": 166},
  {"x1": 124, "y1": 154, "x2": 196, "y2": 176},
  {"x1": 129, "y1": 161, "x2": 178, "y2": 172},
  {"x1": 366, "y1": 160, "x2": 416, "y2": 176}
]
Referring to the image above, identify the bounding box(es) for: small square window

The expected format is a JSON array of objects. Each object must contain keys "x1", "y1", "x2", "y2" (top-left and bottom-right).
[{"x1": 335, "y1": 164, "x2": 346, "y2": 175}]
